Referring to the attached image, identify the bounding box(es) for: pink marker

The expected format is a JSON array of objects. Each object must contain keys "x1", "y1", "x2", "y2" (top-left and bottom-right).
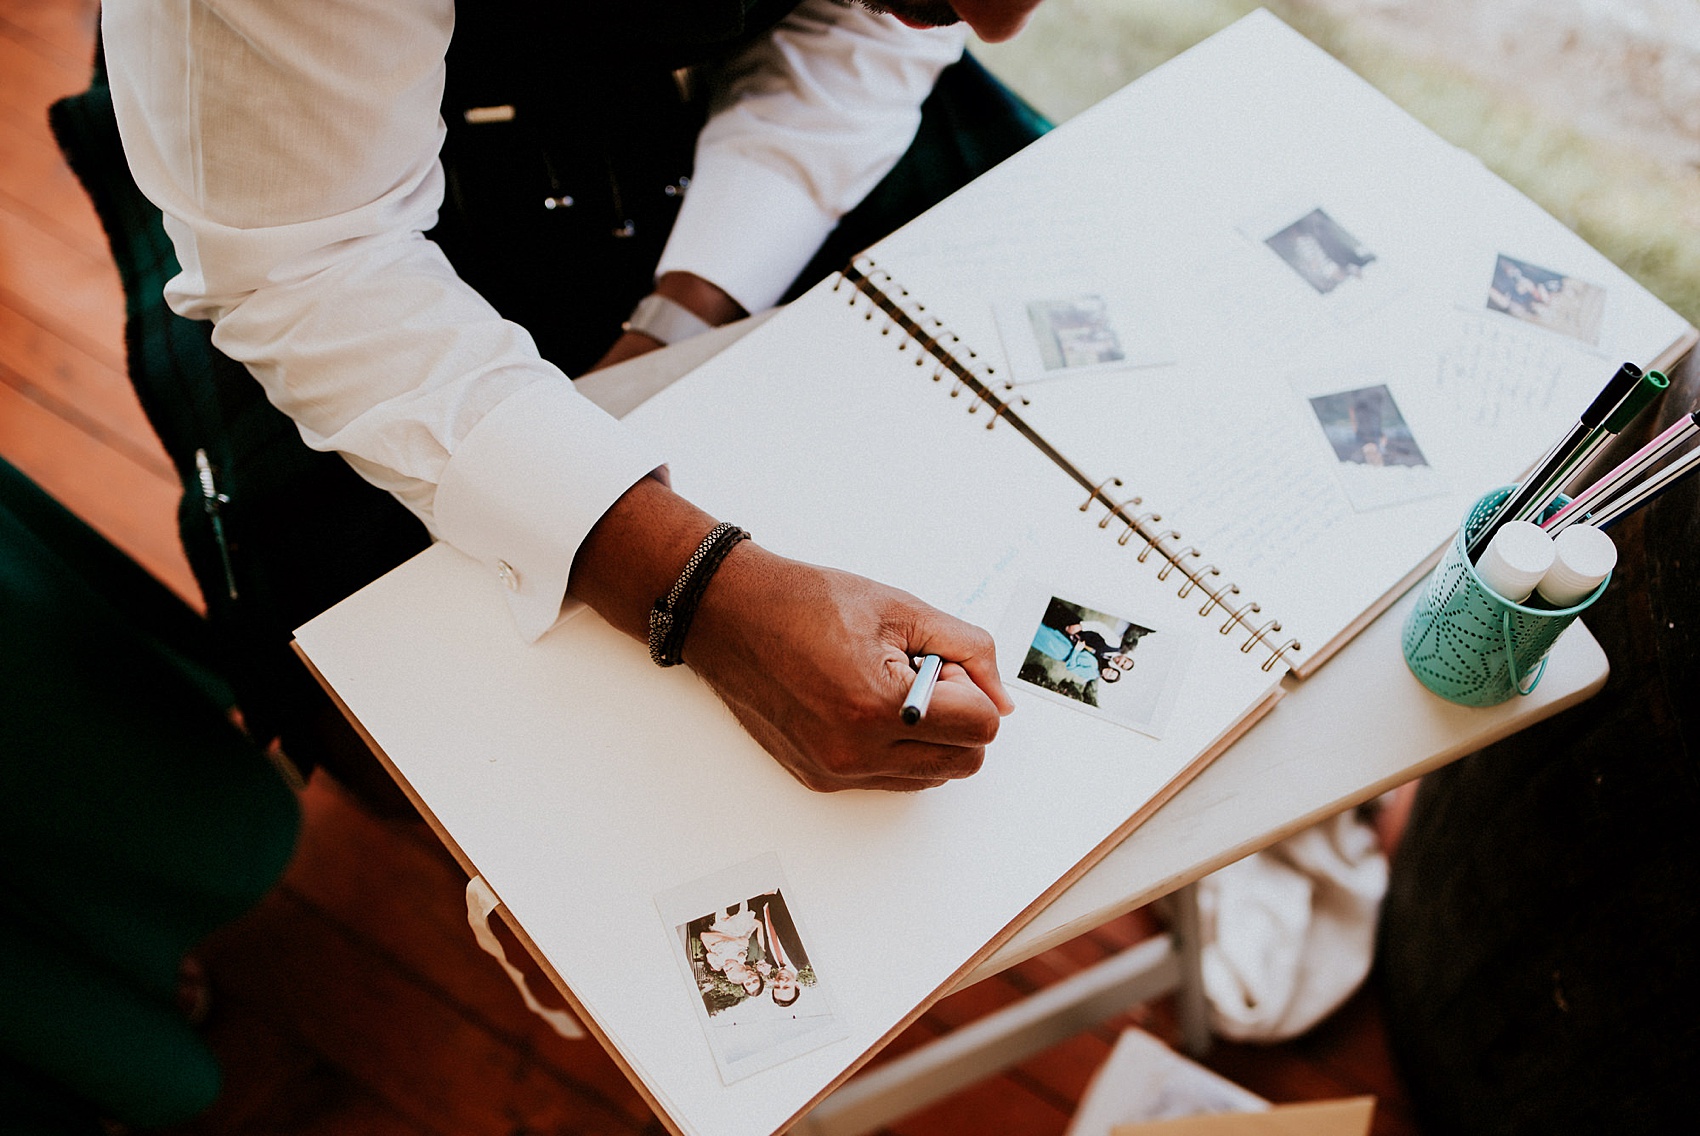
[{"x1": 1544, "y1": 408, "x2": 1700, "y2": 535}]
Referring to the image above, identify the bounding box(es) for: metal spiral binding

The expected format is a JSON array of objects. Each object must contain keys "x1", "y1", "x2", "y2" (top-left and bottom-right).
[
  {"x1": 840, "y1": 258, "x2": 1303, "y2": 672},
  {"x1": 1217, "y1": 598, "x2": 1261, "y2": 637},
  {"x1": 1157, "y1": 546, "x2": 1201, "y2": 582},
  {"x1": 1138, "y1": 530, "x2": 1182, "y2": 565},
  {"x1": 1099, "y1": 503, "x2": 1151, "y2": 532},
  {"x1": 1240, "y1": 618, "x2": 1284, "y2": 654},
  {"x1": 1260, "y1": 637, "x2": 1304, "y2": 673},
  {"x1": 1200, "y1": 577, "x2": 1247, "y2": 618},
  {"x1": 1080, "y1": 477, "x2": 1125, "y2": 511},
  {"x1": 1176, "y1": 564, "x2": 1218, "y2": 599}
]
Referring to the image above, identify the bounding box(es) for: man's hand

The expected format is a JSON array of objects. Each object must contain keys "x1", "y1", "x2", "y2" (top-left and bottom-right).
[
  {"x1": 568, "y1": 477, "x2": 1013, "y2": 792},
  {"x1": 686, "y1": 547, "x2": 1014, "y2": 791}
]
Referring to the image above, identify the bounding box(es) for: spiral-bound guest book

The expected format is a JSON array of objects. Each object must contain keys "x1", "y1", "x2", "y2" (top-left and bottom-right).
[{"x1": 295, "y1": 11, "x2": 1695, "y2": 1136}]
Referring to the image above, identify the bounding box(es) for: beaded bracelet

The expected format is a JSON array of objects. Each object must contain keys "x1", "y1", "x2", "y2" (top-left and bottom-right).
[{"x1": 648, "y1": 522, "x2": 750, "y2": 667}]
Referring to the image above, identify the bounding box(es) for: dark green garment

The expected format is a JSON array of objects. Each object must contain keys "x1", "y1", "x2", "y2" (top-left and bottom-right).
[{"x1": 0, "y1": 458, "x2": 300, "y2": 1132}]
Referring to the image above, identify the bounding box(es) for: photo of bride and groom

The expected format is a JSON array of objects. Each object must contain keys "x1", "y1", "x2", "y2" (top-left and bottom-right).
[
  {"x1": 662, "y1": 859, "x2": 848, "y2": 1083},
  {"x1": 1013, "y1": 592, "x2": 1187, "y2": 739},
  {"x1": 1020, "y1": 596, "x2": 1149, "y2": 708},
  {"x1": 685, "y1": 891, "x2": 816, "y2": 1017}
]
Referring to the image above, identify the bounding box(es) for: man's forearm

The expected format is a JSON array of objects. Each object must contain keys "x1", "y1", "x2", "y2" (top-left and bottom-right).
[{"x1": 565, "y1": 474, "x2": 722, "y2": 640}]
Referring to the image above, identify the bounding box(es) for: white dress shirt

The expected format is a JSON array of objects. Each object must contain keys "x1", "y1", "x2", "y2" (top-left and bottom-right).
[{"x1": 103, "y1": 0, "x2": 964, "y2": 639}]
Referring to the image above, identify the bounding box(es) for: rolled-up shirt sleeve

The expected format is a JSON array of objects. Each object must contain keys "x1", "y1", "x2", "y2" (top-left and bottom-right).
[
  {"x1": 656, "y1": 0, "x2": 966, "y2": 313},
  {"x1": 103, "y1": 0, "x2": 663, "y2": 640}
]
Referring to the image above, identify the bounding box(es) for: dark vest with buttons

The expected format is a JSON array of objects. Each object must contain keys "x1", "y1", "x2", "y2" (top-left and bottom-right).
[{"x1": 430, "y1": 0, "x2": 805, "y2": 374}]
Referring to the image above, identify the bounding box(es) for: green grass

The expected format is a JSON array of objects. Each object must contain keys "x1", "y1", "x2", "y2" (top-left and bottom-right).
[{"x1": 973, "y1": 0, "x2": 1700, "y2": 326}]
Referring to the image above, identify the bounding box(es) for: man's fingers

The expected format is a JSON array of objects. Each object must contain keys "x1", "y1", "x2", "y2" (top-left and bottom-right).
[
  {"x1": 835, "y1": 738, "x2": 984, "y2": 789},
  {"x1": 954, "y1": 650, "x2": 1015, "y2": 716},
  {"x1": 897, "y1": 672, "x2": 1002, "y2": 749},
  {"x1": 885, "y1": 738, "x2": 987, "y2": 783},
  {"x1": 786, "y1": 745, "x2": 969, "y2": 793},
  {"x1": 907, "y1": 621, "x2": 1015, "y2": 717},
  {"x1": 833, "y1": 774, "x2": 953, "y2": 793}
]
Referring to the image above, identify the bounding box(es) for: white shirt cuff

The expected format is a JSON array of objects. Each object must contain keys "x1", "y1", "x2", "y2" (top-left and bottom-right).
[
  {"x1": 432, "y1": 380, "x2": 666, "y2": 641},
  {"x1": 655, "y1": 157, "x2": 841, "y2": 315}
]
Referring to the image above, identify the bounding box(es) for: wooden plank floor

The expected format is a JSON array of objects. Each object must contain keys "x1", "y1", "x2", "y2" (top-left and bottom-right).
[{"x1": 0, "y1": 2, "x2": 1423, "y2": 1133}]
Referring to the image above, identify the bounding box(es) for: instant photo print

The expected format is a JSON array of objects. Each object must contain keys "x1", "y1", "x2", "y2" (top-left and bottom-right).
[
  {"x1": 993, "y1": 290, "x2": 1176, "y2": 384},
  {"x1": 1297, "y1": 380, "x2": 1446, "y2": 512},
  {"x1": 1235, "y1": 201, "x2": 1404, "y2": 326},
  {"x1": 999, "y1": 583, "x2": 1194, "y2": 740},
  {"x1": 1482, "y1": 253, "x2": 1607, "y2": 346},
  {"x1": 655, "y1": 854, "x2": 847, "y2": 1085},
  {"x1": 1263, "y1": 208, "x2": 1375, "y2": 295}
]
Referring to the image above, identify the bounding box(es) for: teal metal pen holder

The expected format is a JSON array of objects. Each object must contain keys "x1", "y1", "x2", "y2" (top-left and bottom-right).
[{"x1": 1402, "y1": 486, "x2": 1609, "y2": 706}]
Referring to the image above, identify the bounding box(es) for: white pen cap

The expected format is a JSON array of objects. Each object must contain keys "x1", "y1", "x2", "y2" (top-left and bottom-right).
[
  {"x1": 1537, "y1": 525, "x2": 1617, "y2": 607},
  {"x1": 1476, "y1": 521, "x2": 1555, "y2": 603}
]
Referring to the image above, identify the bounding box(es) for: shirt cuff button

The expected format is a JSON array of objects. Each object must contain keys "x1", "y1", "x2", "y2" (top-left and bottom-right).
[{"x1": 496, "y1": 559, "x2": 520, "y2": 592}]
